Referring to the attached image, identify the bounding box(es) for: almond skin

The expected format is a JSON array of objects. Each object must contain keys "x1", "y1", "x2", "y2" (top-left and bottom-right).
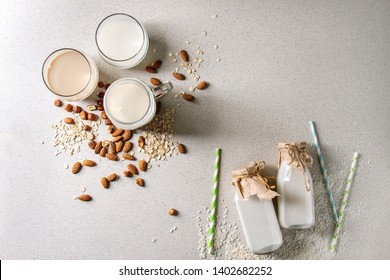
[
  {"x1": 123, "y1": 170, "x2": 133, "y2": 177},
  {"x1": 54, "y1": 99, "x2": 63, "y2": 107},
  {"x1": 146, "y1": 66, "x2": 157, "y2": 73},
  {"x1": 112, "y1": 129, "x2": 124, "y2": 137},
  {"x1": 123, "y1": 141, "x2": 132, "y2": 153},
  {"x1": 72, "y1": 162, "x2": 82, "y2": 174},
  {"x1": 151, "y1": 60, "x2": 162, "y2": 69},
  {"x1": 113, "y1": 136, "x2": 123, "y2": 142},
  {"x1": 180, "y1": 50, "x2": 189, "y2": 62},
  {"x1": 73, "y1": 106, "x2": 82, "y2": 113},
  {"x1": 94, "y1": 141, "x2": 103, "y2": 154},
  {"x1": 169, "y1": 208, "x2": 178, "y2": 216},
  {"x1": 135, "y1": 178, "x2": 144, "y2": 187},
  {"x1": 150, "y1": 77, "x2": 162, "y2": 86},
  {"x1": 64, "y1": 104, "x2": 73, "y2": 112},
  {"x1": 122, "y1": 130, "x2": 132, "y2": 141},
  {"x1": 139, "y1": 160, "x2": 147, "y2": 172},
  {"x1": 105, "y1": 119, "x2": 112, "y2": 125},
  {"x1": 78, "y1": 194, "x2": 92, "y2": 201},
  {"x1": 87, "y1": 113, "x2": 96, "y2": 121},
  {"x1": 109, "y1": 142, "x2": 116, "y2": 154},
  {"x1": 107, "y1": 173, "x2": 117, "y2": 182},
  {"x1": 116, "y1": 141, "x2": 124, "y2": 153},
  {"x1": 108, "y1": 126, "x2": 115, "y2": 134},
  {"x1": 64, "y1": 117, "x2": 75, "y2": 124},
  {"x1": 173, "y1": 72, "x2": 185, "y2": 80},
  {"x1": 178, "y1": 143, "x2": 186, "y2": 154},
  {"x1": 80, "y1": 111, "x2": 87, "y2": 120},
  {"x1": 183, "y1": 93, "x2": 194, "y2": 101},
  {"x1": 101, "y1": 177, "x2": 109, "y2": 189},
  {"x1": 101, "y1": 111, "x2": 107, "y2": 119},
  {"x1": 138, "y1": 136, "x2": 145, "y2": 148},
  {"x1": 88, "y1": 141, "x2": 97, "y2": 149},
  {"x1": 105, "y1": 153, "x2": 118, "y2": 161},
  {"x1": 99, "y1": 147, "x2": 107, "y2": 157},
  {"x1": 196, "y1": 81, "x2": 208, "y2": 90},
  {"x1": 123, "y1": 153, "x2": 136, "y2": 160},
  {"x1": 82, "y1": 159, "x2": 96, "y2": 167},
  {"x1": 127, "y1": 164, "x2": 138, "y2": 175}
]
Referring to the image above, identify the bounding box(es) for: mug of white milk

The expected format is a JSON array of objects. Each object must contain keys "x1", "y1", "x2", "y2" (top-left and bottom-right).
[
  {"x1": 95, "y1": 13, "x2": 149, "y2": 69},
  {"x1": 42, "y1": 48, "x2": 99, "y2": 101},
  {"x1": 104, "y1": 78, "x2": 172, "y2": 130}
]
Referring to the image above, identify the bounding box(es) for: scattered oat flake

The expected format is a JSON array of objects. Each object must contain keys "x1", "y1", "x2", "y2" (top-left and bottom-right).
[
  {"x1": 80, "y1": 187, "x2": 86, "y2": 193},
  {"x1": 40, "y1": 140, "x2": 44, "y2": 144},
  {"x1": 72, "y1": 195, "x2": 78, "y2": 200},
  {"x1": 211, "y1": 14, "x2": 218, "y2": 18},
  {"x1": 153, "y1": 49, "x2": 157, "y2": 53},
  {"x1": 152, "y1": 238, "x2": 157, "y2": 243},
  {"x1": 169, "y1": 52, "x2": 174, "y2": 57},
  {"x1": 63, "y1": 163, "x2": 69, "y2": 169},
  {"x1": 202, "y1": 31, "x2": 207, "y2": 36},
  {"x1": 214, "y1": 45, "x2": 219, "y2": 49},
  {"x1": 217, "y1": 58, "x2": 221, "y2": 62},
  {"x1": 186, "y1": 41, "x2": 190, "y2": 44}
]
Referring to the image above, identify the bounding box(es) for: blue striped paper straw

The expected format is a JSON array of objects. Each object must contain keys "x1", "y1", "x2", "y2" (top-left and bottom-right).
[{"x1": 308, "y1": 121, "x2": 339, "y2": 222}]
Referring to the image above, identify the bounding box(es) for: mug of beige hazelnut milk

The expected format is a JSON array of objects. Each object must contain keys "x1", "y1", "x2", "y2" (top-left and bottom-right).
[
  {"x1": 42, "y1": 48, "x2": 99, "y2": 101},
  {"x1": 104, "y1": 78, "x2": 173, "y2": 129}
]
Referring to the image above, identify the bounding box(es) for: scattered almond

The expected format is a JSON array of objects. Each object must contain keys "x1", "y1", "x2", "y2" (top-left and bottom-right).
[
  {"x1": 180, "y1": 50, "x2": 189, "y2": 62},
  {"x1": 113, "y1": 135, "x2": 123, "y2": 142},
  {"x1": 123, "y1": 170, "x2": 133, "y2": 177},
  {"x1": 98, "y1": 81, "x2": 105, "y2": 88},
  {"x1": 109, "y1": 142, "x2": 116, "y2": 154},
  {"x1": 94, "y1": 141, "x2": 103, "y2": 154},
  {"x1": 64, "y1": 104, "x2": 73, "y2": 112},
  {"x1": 139, "y1": 160, "x2": 147, "y2": 172},
  {"x1": 151, "y1": 60, "x2": 162, "y2": 69},
  {"x1": 97, "y1": 105, "x2": 104, "y2": 111},
  {"x1": 123, "y1": 142, "x2": 133, "y2": 153},
  {"x1": 54, "y1": 99, "x2": 63, "y2": 107},
  {"x1": 183, "y1": 93, "x2": 194, "y2": 101},
  {"x1": 123, "y1": 153, "x2": 136, "y2": 160},
  {"x1": 97, "y1": 91, "x2": 105, "y2": 98},
  {"x1": 105, "y1": 119, "x2": 112, "y2": 125},
  {"x1": 105, "y1": 83, "x2": 111, "y2": 90},
  {"x1": 116, "y1": 141, "x2": 124, "y2": 153},
  {"x1": 105, "y1": 153, "x2": 118, "y2": 161},
  {"x1": 169, "y1": 208, "x2": 178, "y2": 216},
  {"x1": 196, "y1": 81, "x2": 208, "y2": 90},
  {"x1": 72, "y1": 162, "x2": 82, "y2": 174},
  {"x1": 99, "y1": 147, "x2": 107, "y2": 157},
  {"x1": 127, "y1": 164, "x2": 138, "y2": 175},
  {"x1": 83, "y1": 125, "x2": 92, "y2": 131},
  {"x1": 178, "y1": 143, "x2": 186, "y2": 154},
  {"x1": 173, "y1": 72, "x2": 185, "y2": 80},
  {"x1": 135, "y1": 178, "x2": 144, "y2": 187},
  {"x1": 78, "y1": 194, "x2": 92, "y2": 201},
  {"x1": 73, "y1": 106, "x2": 82, "y2": 113},
  {"x1": 108, "y1": 126, "x2": 115, "y2": 134},
  {"x1": 146, "y1": 66, "x2": 157, "y2": 73},
  {"x1": 80, "y1": 111, "x2": 87, "y2": 120},
  {"x1": 83, "y1": 159, "x2": 96, "y2": 167},
  {"x1": 101, "y1": 111, "x2": 107, "y2": 119},
  {"x1": 64, "y1": 117, "x2": 75, "y2": 124},
  {"x1": 101, "y1": 177, "x2": 109, "y2": 188},
  {"x1": 112, "y1": 129, "x2": 124, "y2": 137},
  {"x1": 150, "y1": 77, "x2": 162, "y2": 86},
  {"x1": 88, "y1": 141, "x2": 97, "y2": 149},
  {"x1": 122, "y1": 130, "x2": 132, "y2": 141},
  {"x1": 87, "y1": 113, "x2": 96, "y2": 121},
  {"x1": 138, "y1": 136, "x2": 145, "y2": 148},
  {"x1": 107, "y1": 173, "x2": 117, "y2": 182}
]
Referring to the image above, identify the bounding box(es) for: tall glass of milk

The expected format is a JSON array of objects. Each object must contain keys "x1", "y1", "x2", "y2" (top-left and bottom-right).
[
  {"x1": 104, "y1": 78, "x2": 172, "y2": 129},
  {"x1": 95, "y1": 14, "x2": 149, "y2": 69},
  {"x1": 42, "y1": 48, "x2": 99, "y2": 101}
]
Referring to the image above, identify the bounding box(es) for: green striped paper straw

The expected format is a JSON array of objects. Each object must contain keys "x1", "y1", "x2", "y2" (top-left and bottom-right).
[
  {"x1": 308, "y1": 121, "x2": 339, "y2": 222},
  {"x1": 330, "y1": 152, "x2": 359, "y2": 251},
  {"x1": 208, "y1": 148, "x2": 221, "y2": 255}
]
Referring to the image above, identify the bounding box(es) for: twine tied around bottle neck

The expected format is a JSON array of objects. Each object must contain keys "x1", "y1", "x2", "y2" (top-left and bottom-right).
[
  {"x1": 278, "y1": 142, "x2": 313, "y2": 191},
  {"x1": 232, "y1": 161, "x2": 279, "y2": 199}
]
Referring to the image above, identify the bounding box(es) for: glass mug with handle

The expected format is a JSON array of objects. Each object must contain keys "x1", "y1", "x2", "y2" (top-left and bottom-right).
[{"x1": 104, "y1": 78, "x2": 173, "y2": 130}]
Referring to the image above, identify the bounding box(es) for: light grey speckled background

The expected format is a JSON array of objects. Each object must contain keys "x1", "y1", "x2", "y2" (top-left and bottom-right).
[{"x1": 0, "y1": 0, "x2": 389, "y2": 259}]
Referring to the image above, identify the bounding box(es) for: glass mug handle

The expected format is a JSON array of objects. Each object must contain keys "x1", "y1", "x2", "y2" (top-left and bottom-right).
[{"x1": 152, "y1": 82, "x2": 173, "y2": 100}]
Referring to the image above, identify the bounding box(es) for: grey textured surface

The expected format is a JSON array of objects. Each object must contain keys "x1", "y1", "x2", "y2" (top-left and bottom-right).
[{"x1": 0, "y1": 0, "x2": 389, "y2": 259}]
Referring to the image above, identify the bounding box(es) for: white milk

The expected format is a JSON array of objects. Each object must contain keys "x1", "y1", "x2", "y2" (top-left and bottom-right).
[
  {"x1": 106, "y1": 82, "x2": 150, "y2": 124},
  {"x1": 46, "y1": 50, "x2": 91, "y2": 96},
  {"x1": 234, "y1": 193, "x2": 283, "y2": 254},
  {"x1": 277, "y1": 160, "x2": 315, "y2": 229},
  {"x1": 96, "y1": 14, "x2": 148, "y2": 68}
]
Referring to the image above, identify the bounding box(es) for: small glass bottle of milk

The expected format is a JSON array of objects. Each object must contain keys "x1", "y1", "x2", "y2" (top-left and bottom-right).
[
  {"x1": 276, "y1": 142, "x2": 315, "y2": 229},
  {"x1": 232, "y1": 161, "x2": 283, "y2": 254}
]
